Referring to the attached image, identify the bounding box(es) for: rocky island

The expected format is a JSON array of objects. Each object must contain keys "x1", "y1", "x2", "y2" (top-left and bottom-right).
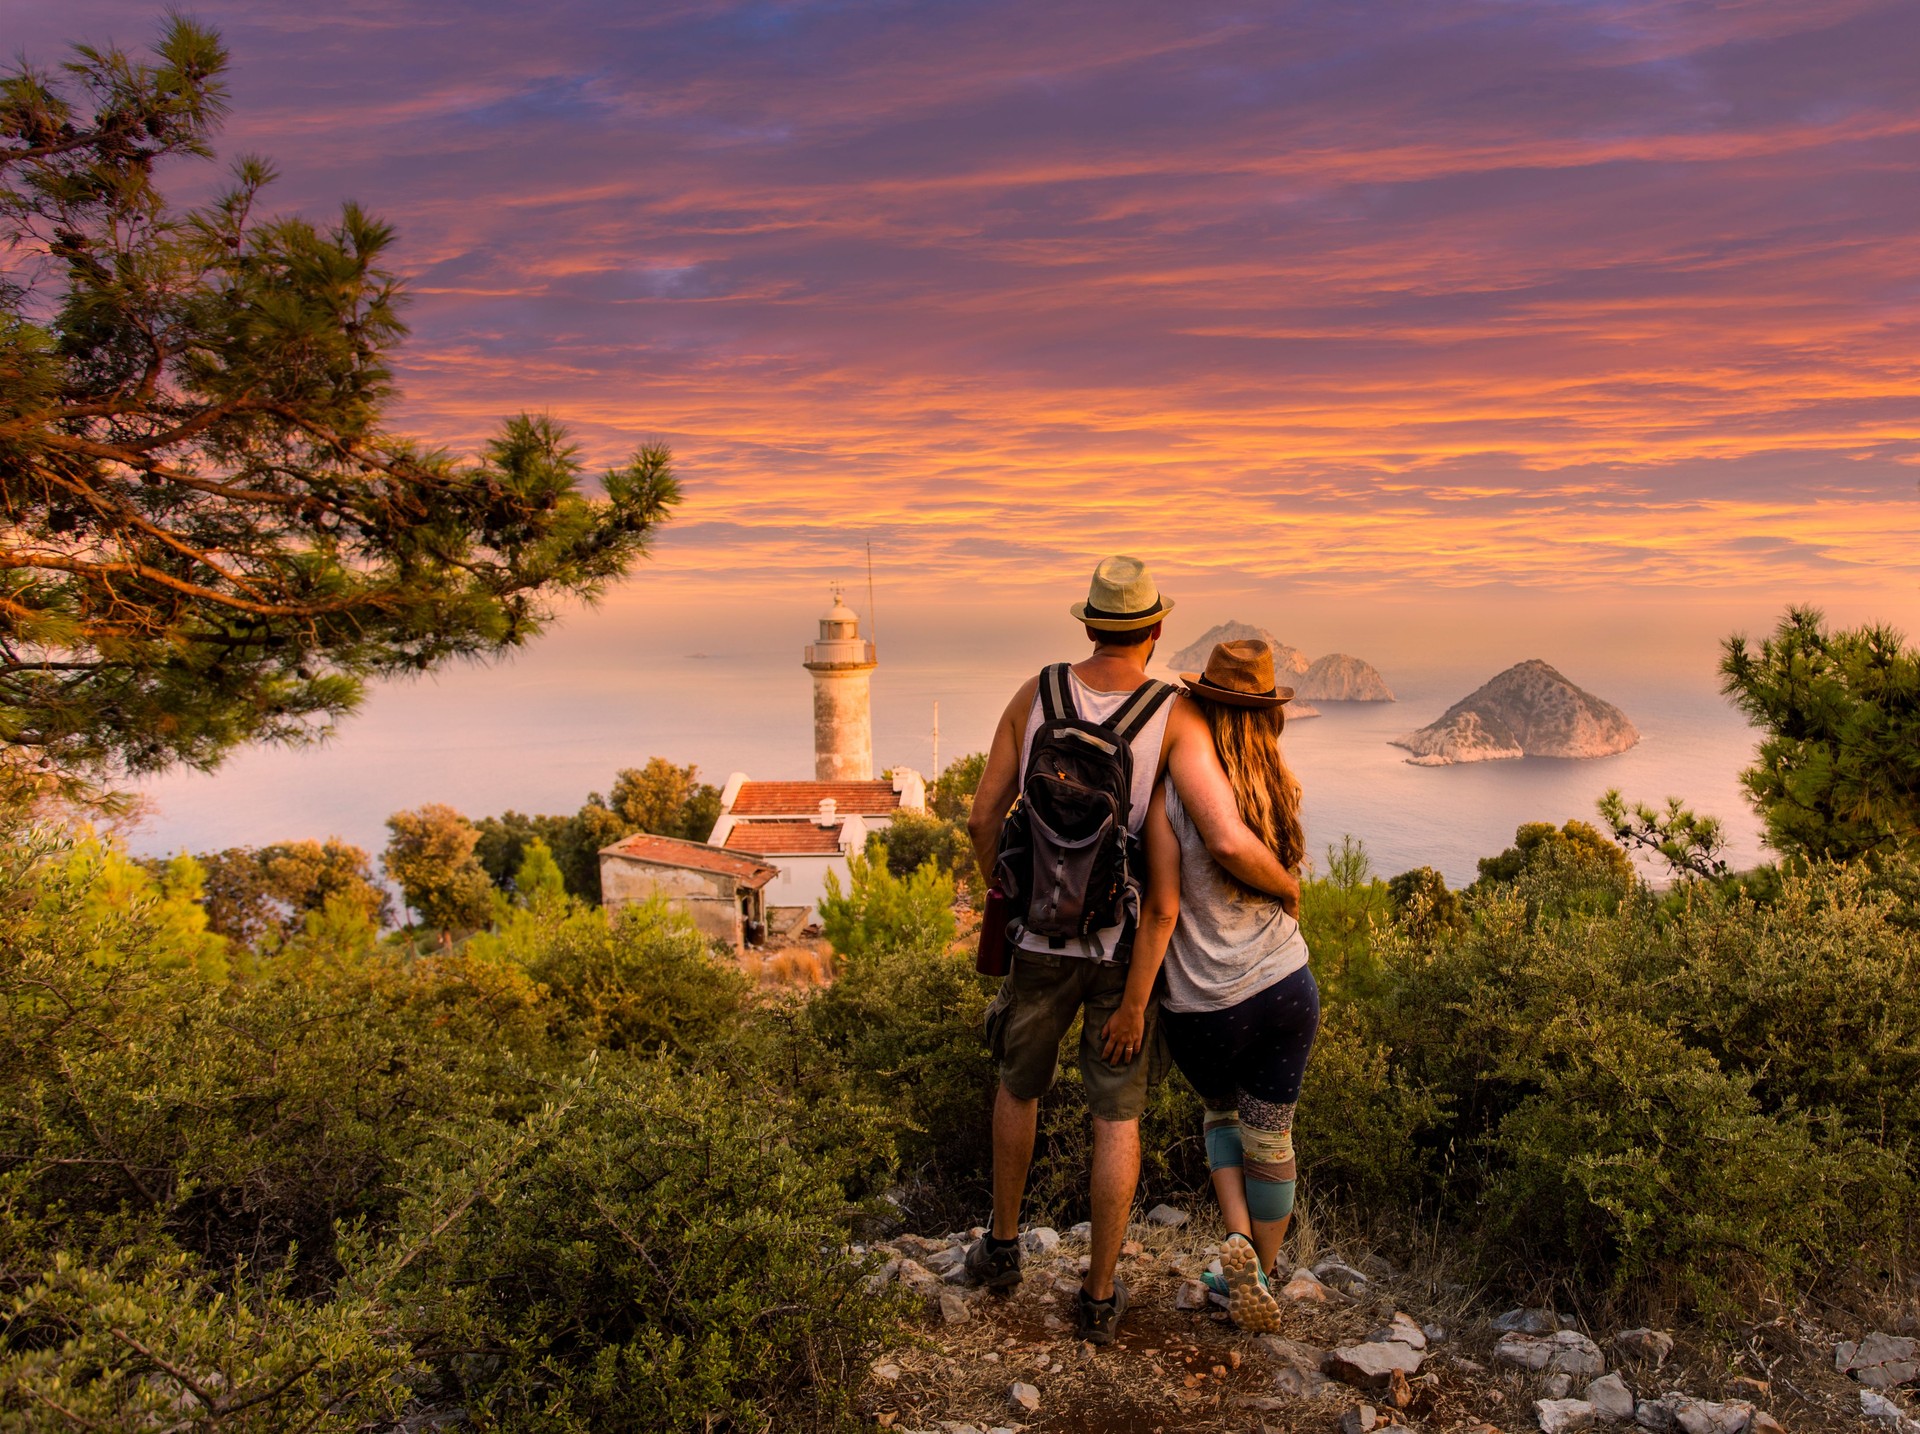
[
  {"x1": 1393, "y1": 659, "x2": 1639, "y2": 765},
  {"x1": 1299, "y1": 652, "x2": 1396, "y2": 702},
  {"x1": 1165, "y1": 621, "x2": 1319, "y2": 716}
]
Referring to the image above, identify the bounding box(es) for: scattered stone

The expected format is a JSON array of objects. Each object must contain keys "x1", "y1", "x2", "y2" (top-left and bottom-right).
[
  {"x1": 1726, "y1": 1377, "x2": 1767, "y2": 1401},
  {"x1": 1386, "y1": 1369, "x2": 1413, "y2": 1410},
  {"x1": 1019, "y1": 1227, "x2": 1059, "y2": 1258},
  {"x1": 1632, "y1": 1400, "x2": 1675, "y2": 1432},
  {"x1": 865, "y1": 1258, "x2": 902, "y2": 1293},
  {"x1": 896, "y1": 1259, "x2": 942, "y2": 1295},
  {"x1": 891, "y1": 1234, "x2": 946, "y2": 1258},
  {"x1": 1174, "y1": 1279, "x2": 1209, "y2": 1311},
  {"x1": 1615, "y1": 1329, "x2": 1675, "y2": 1366},
  {"x1": 1545, "y1": 1374, "x2": 1573, "y2": 1399},
  {"x1": 938, "y1": 1291, "x2": 970, "y2": 1325},
  {"x1": 1326, "y1": 1339, "x2": 1426, "y2": 1391},
  {"x1": 1009, "y1": 1382, "x2": 1040, "y2": 1413},
  {"x1": 1341, "y1": 1404, "x2": 1379, "y2": 1434},
  {"x1": 1314, "y1": 1259, "x2": 1371, "y2": 1290},
  {"x1": 1067, "y1": 1221, "x2": 1092, "y2": 1241},
  {"x1": 1537, "y1": 1399, "x2": 1597, "y2": 1434},
  {"x1": 1282, "y1": 1269, "x2": 1330, "y2": 1303},
  {"x1": 1863, "y1": 1390, "x2": 1920, "y2": 1432},
  {"x1": 872, "y1": 1362, "x2": 902, "y2": 1382},
  {"x1": 1667, "y1": 1396, "x2": 1755, "y2": 1434},
  {"x1": 1233, "y1": 1395, "x2": 1288, "y2": 1412},
  {"x1": 1360, "y1": 1253, "x2": 1398, "y2": 1278},
  {"x1": 1422, "y1": 1323, "x2": 1447, "y2": 1346},
  {"x1": 1146, "y1": 1203, "x2": 1189, "y2": 1228},
  {"x1": 1497, "y1": 1309, "x2": 1565, "y2": 1336},
  {"x1": 942, "y1": 1264, "x2": 972, "y2": 1286},
  {"x1": 1121, "y1": 1239, "x2": 1145, "y2": 1257},
  {"x1": 1450, "y1": 1356, "x2": 1488, "y2": 1375},
  {"x1": 1586, "y1": 1373, "x2": 1636, "y2": 1422},
  {"x1": 1259, "y1": 1334, "x2": 1331, "y2": 1397},
  {"x1": 1841, "y1": 1334, "x2": 1920, "y2": 1389},
  {"x1": 1495, "y1": 1331, "x2": 1607, "y2": 1379},
  {"x1": 924, "y1": 1245, "x2": 967, "y2": 1274},
  {"x1": 1747, "y1": 1415, "x2": 1783, "y2": 1434},
  {"x1": 1367, "y1": 1313, "x2": 1427, "y2": 1351}
]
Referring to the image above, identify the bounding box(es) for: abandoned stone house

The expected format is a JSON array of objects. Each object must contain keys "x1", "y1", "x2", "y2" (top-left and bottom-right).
[{"x1": 598, "y1": 590, "x2": 926, "y2": 944}]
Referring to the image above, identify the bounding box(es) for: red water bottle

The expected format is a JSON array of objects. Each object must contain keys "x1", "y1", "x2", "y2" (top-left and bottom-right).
[{"x1": 975, "y1": 884, "x2": 1011, "y2": 977}]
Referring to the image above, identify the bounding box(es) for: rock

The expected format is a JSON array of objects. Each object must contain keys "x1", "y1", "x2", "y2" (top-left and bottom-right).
[
  {"x1": 1423, "y1": 1324, "x2": 1447, "y2": 1346},
  {"x1": 1450, "y1": 1357, "x2": 1488, "y2": 1375},
  {"x1": 1495, "y1": 1331, "x2": 1607, "y2": 1379},
  {"x1": 1615, "y1": 1329, "x2": 1675, "y2": 1366},
  {"x1": 1841, "y1": 1333, "x2": 1920, "y2": 1389},
  {"x1": 1121, "y1": 1239, "x2": 1145, "y2": 1257},
  {"x1": 872, "y1": 1362, "x2": 902, "y2": 1382},
  {"x1": 1299, "y1": 652, "x2": 1395, "y2": 702},
  {"x1": 1747, "y1": 1415, "x2": 1783, "y2": 1434},
  {"x1": 1019, "y1": 1227, "x2": 1059, "y2": 1257},
  {"x1": 1259, "y1": 1334, "x2": 1330, "y2": 1396},
  {"x1": 1394, "y1": 659, "x2": 1638, "y2": 765},
  {"x1": 896, "y1": 1259, "x2": 941, "y2": 1294},
  {"x1": 942, "y1": 1264, "x2": 972, "y2": 1285},
  {"x1": 1725, "y1": 1377, "x2": 1767, "y2": 1401},
  {"x1": 1537, "y1": 1399, "x2": 1597, "y2": 1434},
  {"x1": 1668, "y1": 1396, "x2": 1754, "y2": 1434},
  {"x1": 938, "y1": 1291, "x2": 970, "y2": 1325},
  {"x1": 1633, "y1": 1399, "x2": 1677, "y2": 1432},
  {"x1": 1326, "y1": 1340, "x2": 1425, "y2": 1391},
  {"x1": 1282, "y1": 1270, "x2": 1330, "y2": 1303},
  {"x1": 1862, "y1": 1389, "x2": 1920, "y2": 1431},
  {"x1": 1146, "y1": 1203, "x2": 1188, "y2": 1228},
  {"x1": 1313, "y1": 1259, "x2": 1371, "y2": 1289},
  {"x1": 890, "y1": 1234, "x2": 947, "y2": 1258},
  {"x1": 865, "y1": 1258, "x2": 902, "y2": 1293},
  {"x1": 1586, "y1": 1373, "x2": 1636, "y2": 1422},
  {"x1": 1495, "y1": 1309, "x2": 1564, "y2": 1336},
  {"x1": 1545, "y1": 1374, "x2": 1573, "y2": 1399},
  {"x1": 1009, "y1": 1382, "x2": 1040, "y2": 1413},
  {"x1": 1066, "y1": 1221, "x2": 1092, "y2": 1241},
  {"x1": 1367, "y1": 1313, "x2": 1427, "y2": 1351},
  {"x1": 1174, "y1": 1279, "x2": 1209, "y2": 1311},
  {"x1": 1386, "y1": 1369, "x2": 1413, "y2": 1410},
  {"x1": 1168, "y1": 622, "x2": 1313, "y2": 680},
  {"x1": 924, "y1": 1245, "x2": 966, "y2": 1273},
  {"x1": 1341, "y1": 1405, "x2": 1380, "y2": 1434}
]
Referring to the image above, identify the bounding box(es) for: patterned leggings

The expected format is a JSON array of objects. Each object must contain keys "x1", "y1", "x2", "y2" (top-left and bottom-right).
[{"x1": 1159, "y1": 964, "x2": 1320, "y2": 1220}]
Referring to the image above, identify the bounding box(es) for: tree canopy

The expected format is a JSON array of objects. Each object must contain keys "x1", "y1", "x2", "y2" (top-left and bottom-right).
[
  {"x1": 0, "y1": 19, "x2": 679, "y2": 782},
  {"x1": 1722, "y1": 607, "x2": 1920, "y2": 863}
]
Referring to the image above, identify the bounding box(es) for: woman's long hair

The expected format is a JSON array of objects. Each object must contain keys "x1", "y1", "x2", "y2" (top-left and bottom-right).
[{"x1": 1200, "y1": 701, "x2": 1306, "y2": 883}]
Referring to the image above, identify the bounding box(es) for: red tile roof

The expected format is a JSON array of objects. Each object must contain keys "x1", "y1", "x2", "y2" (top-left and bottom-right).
[
  {"x1": 600, "y1": 832, "x2": 777, "y2": 886},
  {"x1": 730, "y1": 780, "x2": 904, "y2": 817},
  {"x1": 721, "y1": 820, "x2": 848, "y2": 856}
]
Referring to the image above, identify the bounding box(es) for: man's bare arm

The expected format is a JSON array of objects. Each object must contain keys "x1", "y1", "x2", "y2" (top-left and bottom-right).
[
  {"x1": 1164, "y1": 698, "x2": 1301, "y2": 915},
  {"x1": 967, "y1": 677, "x2": 1036, "y2": 885}
]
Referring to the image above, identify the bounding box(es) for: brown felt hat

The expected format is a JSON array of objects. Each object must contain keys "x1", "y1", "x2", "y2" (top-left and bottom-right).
[{"x1": 1180, "y1": 639, "x2": 1294, "y2": 709}]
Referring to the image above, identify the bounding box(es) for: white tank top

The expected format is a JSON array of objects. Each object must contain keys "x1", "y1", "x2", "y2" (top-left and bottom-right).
[{"x1": 1011, "y1": 668, "x2": 1174, "y2": 963}]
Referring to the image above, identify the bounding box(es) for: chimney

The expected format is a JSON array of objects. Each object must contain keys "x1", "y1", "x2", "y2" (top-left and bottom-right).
[{"x1": 816, "y1": 796, "x2": 838, "y2": 827}]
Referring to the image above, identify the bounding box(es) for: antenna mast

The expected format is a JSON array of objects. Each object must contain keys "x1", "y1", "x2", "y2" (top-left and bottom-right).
[
  {"x1": 865, "y1": 539, "x2": 878, "y2": 658},
  {"x1": 932, "y1": 700, "x2": 940, "y2": 779}
]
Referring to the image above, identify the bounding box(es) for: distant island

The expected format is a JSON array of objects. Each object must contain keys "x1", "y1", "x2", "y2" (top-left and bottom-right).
[
  {"x1": 1393, "y1": 659, "x2": 1639, "y2": 765},
  {"x1": 1166, "y1": 620, "x2": 1395, "y2": 712}
]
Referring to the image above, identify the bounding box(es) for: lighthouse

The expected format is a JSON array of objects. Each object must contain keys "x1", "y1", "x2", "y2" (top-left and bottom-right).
[{"x1": 803, "y1": 585, "x2": 878, "y2": 781}]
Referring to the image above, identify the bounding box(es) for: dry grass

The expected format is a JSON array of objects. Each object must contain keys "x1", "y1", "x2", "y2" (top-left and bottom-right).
[{"x1": 739, "y1": 942, "x2": 836, "y2": 988}]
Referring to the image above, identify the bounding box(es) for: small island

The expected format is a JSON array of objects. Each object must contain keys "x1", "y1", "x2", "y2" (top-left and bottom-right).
[
  {"x1": 1167, "y1": 620, "x2": 1309, "y2": 678},
  {"x1": 1393, "y1": 659, "x2": 1639, "y2": 765},
  {"x1": 1167, "y1": 620, "x2": 1399, "y2": 713},
  {"x1": 1298, "y1": 652, "x2": 1396, "y2": 702}
]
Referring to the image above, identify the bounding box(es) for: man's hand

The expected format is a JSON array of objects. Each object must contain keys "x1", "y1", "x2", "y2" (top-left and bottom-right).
[{"x1": 1100, "y1": 1001, "x2": 1149, "y2": 1065}]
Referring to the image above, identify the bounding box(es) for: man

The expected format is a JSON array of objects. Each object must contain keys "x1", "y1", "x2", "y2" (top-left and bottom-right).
[{"x1": 964, "y1": 555, "x2": 1301, "y2": 1345}]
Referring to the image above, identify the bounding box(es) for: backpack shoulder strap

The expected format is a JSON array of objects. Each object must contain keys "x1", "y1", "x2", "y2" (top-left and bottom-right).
[
  {"x1": 1104, "y1": 679, "x2": 1175, "y2": 743},
  {"x1": 1038, "y1": 663, "x2": 1077, "y2": 722}
]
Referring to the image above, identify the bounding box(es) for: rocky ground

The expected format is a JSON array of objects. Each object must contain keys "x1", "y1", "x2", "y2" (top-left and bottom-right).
[{"x1": 855, "y1": 1208, "x2": 1918, "y2": 1434}]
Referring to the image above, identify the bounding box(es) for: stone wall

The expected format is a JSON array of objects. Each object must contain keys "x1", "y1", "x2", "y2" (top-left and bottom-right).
[{"x1": 599, "y1": 859, "x2": 742, "y2": 946}]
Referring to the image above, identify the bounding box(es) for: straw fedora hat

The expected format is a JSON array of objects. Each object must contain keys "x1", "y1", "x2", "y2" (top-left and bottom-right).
[
  {"x1": 1069, "y1": 554, "x2": 1176, "y2": 631},
  {"x1": 1181, "y1": 639, "x2": 1294, "y2": 709}
]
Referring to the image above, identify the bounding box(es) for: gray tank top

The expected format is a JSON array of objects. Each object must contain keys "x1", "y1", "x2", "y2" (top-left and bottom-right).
[
  {"x1": 1161, "y1": 780, "x2": 1310, "y2": 1012},
  {"x1": 1010, "y1": 668, "x2": 1173, "y2": 964}
]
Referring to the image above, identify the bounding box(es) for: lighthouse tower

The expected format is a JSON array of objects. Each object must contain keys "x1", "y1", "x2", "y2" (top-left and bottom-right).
[{"x1": 803, "y1": 585, "x2": 878, "y2": 781}]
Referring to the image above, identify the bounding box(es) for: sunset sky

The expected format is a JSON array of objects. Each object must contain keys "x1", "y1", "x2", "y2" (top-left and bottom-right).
[{"x1": 12, "y1": 0, "x2": 1919, "y2": 630}]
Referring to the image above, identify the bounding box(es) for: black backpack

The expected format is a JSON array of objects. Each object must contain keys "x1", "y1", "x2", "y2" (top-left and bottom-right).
[{"x1": 994, "y1": 664, "x2": 1174, "y2": 951}]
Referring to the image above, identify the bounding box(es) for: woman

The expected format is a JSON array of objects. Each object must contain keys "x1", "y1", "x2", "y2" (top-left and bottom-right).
[{"x1": 1101, "y1": 638, "x2": 1316, "y2": 1333}]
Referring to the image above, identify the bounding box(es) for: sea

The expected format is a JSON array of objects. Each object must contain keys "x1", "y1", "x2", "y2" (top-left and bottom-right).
[{"x1": 125, "y1": 596, "x2": 1773, "y2": 890}]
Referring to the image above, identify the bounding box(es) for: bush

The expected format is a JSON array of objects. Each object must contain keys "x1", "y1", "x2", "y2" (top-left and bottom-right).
[
  {"x1": 820, "y1": 847, "x2": 956, "y2": 959},
  {"x1": 395, "y1": 1059, "x2": 898, "y2": 1432}
]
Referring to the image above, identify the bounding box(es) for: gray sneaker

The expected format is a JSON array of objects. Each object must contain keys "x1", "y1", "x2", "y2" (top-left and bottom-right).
[
  {"x1": 963, "y1": 1235, "x2": 1024, "y2": 1290},
  {"x1": 1076, "y1": 1275, "x2": 1131, "y2": 1345}
]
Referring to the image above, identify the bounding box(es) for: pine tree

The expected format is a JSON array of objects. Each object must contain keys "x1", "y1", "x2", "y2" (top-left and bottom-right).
[{"x1": 1, "y1": 19, "x2": 680, "y2": 781}]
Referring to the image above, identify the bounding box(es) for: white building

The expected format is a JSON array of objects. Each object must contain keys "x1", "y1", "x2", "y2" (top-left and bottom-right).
[{"x1": 707, "y1": 771, "x2": 926, "y2": 913}]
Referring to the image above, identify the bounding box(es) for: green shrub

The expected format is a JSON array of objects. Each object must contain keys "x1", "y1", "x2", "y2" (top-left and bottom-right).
[
  {"x1": 396, "y1": 1059, "x2": 898, "y2": 1432},
  {"x1": 820, "y1": 847, "x2": 956, "y2": 959}
]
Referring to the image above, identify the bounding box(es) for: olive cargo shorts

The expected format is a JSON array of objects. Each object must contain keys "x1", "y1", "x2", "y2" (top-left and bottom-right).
[{"x1": 984, "y1": 950, "x2": 1163, "y2": 1121}]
